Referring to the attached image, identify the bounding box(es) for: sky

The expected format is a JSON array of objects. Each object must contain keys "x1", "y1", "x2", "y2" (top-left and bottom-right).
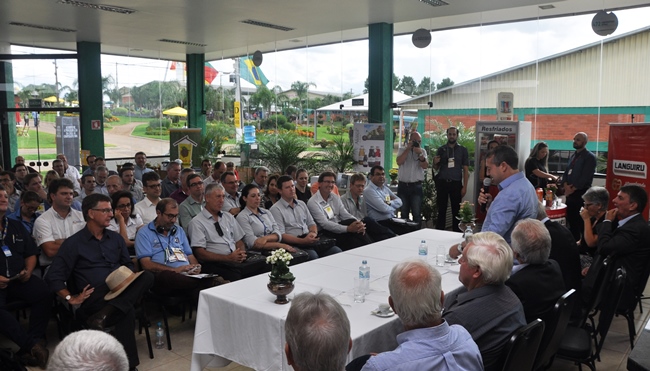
[{"x1": 10, "y1": 6, "x2": 650, "y2": 99}]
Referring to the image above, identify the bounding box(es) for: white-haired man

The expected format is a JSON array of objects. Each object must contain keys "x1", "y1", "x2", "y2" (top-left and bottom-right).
[
  {"x1": 361, "y1": 260, "x2": 483, "y2": 371},
  {"x1": 507, "y1": 218, "x2": 566, "y2": 323},
  {"x1": 285, "y1": 292, "x2": 351, "y2": 371},
  {"x1": 48, "y1": 330, "x2": 128, "y2": 371},
  {"x1": 443, "y1": 232, "x2": 526, "y2": 371}
]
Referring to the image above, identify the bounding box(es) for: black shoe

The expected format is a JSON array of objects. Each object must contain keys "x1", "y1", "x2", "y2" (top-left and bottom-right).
[
  {"x1": 86, "y1": 305, "x2": 116, "y2": 330},
  {"x1": 30, "y1": 342, "x2": 49, "y2": 369}
]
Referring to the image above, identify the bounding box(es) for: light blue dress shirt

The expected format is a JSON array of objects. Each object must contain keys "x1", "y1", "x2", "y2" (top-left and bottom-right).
[{"x1": 363, "y1": 182, "x2": 402, "y2": 221}]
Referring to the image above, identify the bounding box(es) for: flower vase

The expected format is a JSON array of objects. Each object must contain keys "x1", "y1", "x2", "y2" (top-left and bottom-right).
[{"x1": 267, "y1": 281, "x2": 295, "y2": 304}]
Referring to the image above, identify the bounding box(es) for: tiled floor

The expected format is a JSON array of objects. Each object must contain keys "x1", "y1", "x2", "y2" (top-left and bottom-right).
[{"x1": 5, "y1": 287, "x2": 650, "y2": 371}]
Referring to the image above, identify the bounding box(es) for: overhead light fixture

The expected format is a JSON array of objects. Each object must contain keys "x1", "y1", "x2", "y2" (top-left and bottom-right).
[
  {"x1": 159, "y1": 39, "x2": 207, "y2": 47},
  {"x1": 9, "y1": 22, "x2": 76, "y2": 33},
  {"x1": 539, "y1": 4, "x2": 555, "y2": 10},
  {"x1": 57, "y1": 0, "x2": 136, "y2": 15},
  {"x1": 419, "y1": 0, "x2": 449, "y2": 7},
  {"x1": 241, "y1": 20, "x2": 294, "y2": 32}
]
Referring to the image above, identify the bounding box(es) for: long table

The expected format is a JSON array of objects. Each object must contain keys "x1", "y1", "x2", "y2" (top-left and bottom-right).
[{"x1": 190, "y1": 229, "x2": 465, "y2": 371}]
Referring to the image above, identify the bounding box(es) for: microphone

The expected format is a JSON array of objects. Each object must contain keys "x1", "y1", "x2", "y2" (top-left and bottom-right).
[{"x1": 481, "y1": 177, "x2": 492, "y2": 213}]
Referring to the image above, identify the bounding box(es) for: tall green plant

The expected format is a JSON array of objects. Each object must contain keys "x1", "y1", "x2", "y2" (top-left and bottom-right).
[
  {"x1": 325, "y1": 135, "x2": 355, "y2": 173},
  {"x1": 197, "y1": 123, "x2": 235, "y2": 160},
  {"x1": 257, "y1": 133, "x2": 309, "y2": 173}
]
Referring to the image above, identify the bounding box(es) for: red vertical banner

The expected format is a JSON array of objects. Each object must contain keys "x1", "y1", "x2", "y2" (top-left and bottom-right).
[{"x1": 606, "y1": 123, "x2": 650, "y2": 219}]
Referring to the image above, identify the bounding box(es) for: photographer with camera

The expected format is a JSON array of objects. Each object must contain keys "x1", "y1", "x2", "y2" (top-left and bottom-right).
[
  {"x1": 433, "y1": 127, "x2": 469, "y2": 232},
  {"x1": 396, "y1": 132, "x2": 428, "y2": 226}
]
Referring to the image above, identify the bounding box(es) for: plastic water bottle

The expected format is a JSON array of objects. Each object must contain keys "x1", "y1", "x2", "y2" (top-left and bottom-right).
[
  {"x1": 155, "y1": 322, "x2": 165, "y2": 349},
  {"x1": 418, "y1": 240, "x2": 428, "y2": 261},
  {"x1": 243, "y1": 125, "x2": 256, "y2": 144},
  {"x1": 464, "y1": 225, "x2": 473, "y2": 245},
  {"x1": 359, "y1": 260, "x2": 370, "y2": 294}
]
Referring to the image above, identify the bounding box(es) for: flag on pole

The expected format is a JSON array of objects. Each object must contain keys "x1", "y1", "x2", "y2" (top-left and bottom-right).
[
  {"x1": 239, "y1": 56, "x2": 269, "y2": 86},
  {"x1": 204, "y1": 62, "x2": 218, "y2": 84}
]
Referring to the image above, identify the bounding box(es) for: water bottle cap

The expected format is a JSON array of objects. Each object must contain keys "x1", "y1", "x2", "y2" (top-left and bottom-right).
[
  {"x1": 157, "y1": 322, "x2": 162, "y2": 326},
  {"x1": 362, "y1": 260, "x2": 367, "y2": 264},
  {"x1": 421, "y1": 240, "x2": 426, "y2": 243}
]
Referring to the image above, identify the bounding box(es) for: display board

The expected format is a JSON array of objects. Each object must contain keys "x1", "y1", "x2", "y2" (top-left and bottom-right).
[{"x1": 353, "y1": 123, "x2": 386, "y2": 172}]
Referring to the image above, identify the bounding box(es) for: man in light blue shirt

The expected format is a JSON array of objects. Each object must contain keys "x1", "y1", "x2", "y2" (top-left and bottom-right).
[
  {"x1": 363, "y1": 166, "x2": 415, "y2": 235},
  {"x1": 360, "y1": 259, "x2": 483, "y2": 371},
  {"x1": 450, "y1": 145, "x2": 537, "y2": 261}
]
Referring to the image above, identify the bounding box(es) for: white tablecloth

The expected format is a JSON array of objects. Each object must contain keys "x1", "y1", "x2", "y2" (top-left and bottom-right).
[{"x1": 190, "y1": 229, "x2": 464, "y2": 371}]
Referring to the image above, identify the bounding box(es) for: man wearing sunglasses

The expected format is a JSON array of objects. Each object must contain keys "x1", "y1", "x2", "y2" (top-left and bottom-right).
[{"x1": 188, "y1": 184, "x2": 254, "y2": 281}]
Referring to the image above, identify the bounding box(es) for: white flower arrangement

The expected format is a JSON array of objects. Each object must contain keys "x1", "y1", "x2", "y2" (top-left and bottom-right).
[
  {"x1": 266, "y1": 248, "x2": 293, "y2": 265},
  {"x1": 267, "y1": 248, "x2": 295, "y2": 283}
]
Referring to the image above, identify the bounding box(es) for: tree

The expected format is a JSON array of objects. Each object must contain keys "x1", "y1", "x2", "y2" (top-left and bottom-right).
[
  {"x1": 290, "y1": 81, "x2": 316, "y2": 122},
  {"x1": 416, "y1": 77, "x2": 436, "y2": 95},
  {"x1": 436, "y1": 77, "x2": 455, "y2": 90},
  {"x1": 396, "y1": 75, "x2": 417, "y2": 95},
  {"x1": 251, "y1": 85, "x2": 276, "y2": 117}
]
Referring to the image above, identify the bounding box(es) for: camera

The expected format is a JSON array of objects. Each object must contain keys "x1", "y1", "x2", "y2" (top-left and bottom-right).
[{"x1": 412, "y1": 141, "x2": 420, "y2": 148}]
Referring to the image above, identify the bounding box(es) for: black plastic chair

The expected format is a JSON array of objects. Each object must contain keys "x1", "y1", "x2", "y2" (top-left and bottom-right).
[
  {"x1": 616, "y1": 253, "x2": 650, "y2": 349},
  {"x1": 534, "y1": 289, "x2": 576, "y2": 370},
  {"x1": 141, "y1": 290, "x2": 193, "y2": 358},
  {"x1": 556, "y1": 268, "x2": 627, "y2": 371},
  {"x1": 501, "y1": 319, "x2": 545, "y2": 371},
  {"x1": 574, "y1": 255, "x2": 615, "y2": 329}
]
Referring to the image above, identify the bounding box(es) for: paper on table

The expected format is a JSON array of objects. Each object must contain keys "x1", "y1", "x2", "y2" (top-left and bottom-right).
[{"x1": 181, "y1": 273, "x2": 218, "y2": 279}]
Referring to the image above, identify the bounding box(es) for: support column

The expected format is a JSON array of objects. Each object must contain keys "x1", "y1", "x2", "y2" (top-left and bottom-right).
[
  {"x1": 77, "y1": 42, "x2": 104, "y2": 157},
  {"x1": 186, "y1": 54, "x2": 206, "y2": 135},
  {"x1": 0, "y1": 42, "x2": 18, "y2": 169},
  {"x1": 368, "y1": 23, "x2": 394, "y2": 168}
]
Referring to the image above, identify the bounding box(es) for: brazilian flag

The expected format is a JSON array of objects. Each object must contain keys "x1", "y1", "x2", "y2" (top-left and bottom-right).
[{"x1": 239, "y1": 56, "x2": 269, "y2": 86}]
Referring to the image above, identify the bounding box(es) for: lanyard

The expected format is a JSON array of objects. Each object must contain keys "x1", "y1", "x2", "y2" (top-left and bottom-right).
[{"x1": 252, "y1": 211, "x2": 270, "y2": 236}]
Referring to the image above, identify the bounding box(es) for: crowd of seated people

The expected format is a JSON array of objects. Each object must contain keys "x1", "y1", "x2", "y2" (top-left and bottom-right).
[{"x1": 3, "y1": 145, "x2": 650, "y2": 371}]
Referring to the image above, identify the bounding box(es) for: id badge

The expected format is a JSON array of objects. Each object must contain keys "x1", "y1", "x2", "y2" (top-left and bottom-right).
[
  {"x1": 323, "y1": 204, "x2": 335, "y2": 219},
  {"x1": 448, "y1": 158, "x2": 455, "y2": 168},
  {"x1": 568, "y1": 169, "x2": 573, "y2": 175},
  {"x1": 171, "y1": 248, "x2": 188, "y2": 262},
  {"x1": 2, "y1": 245, "x2": 12, "y2": 258},
  {"x1": 385, "y1": 195, "x2": 391, "y2": 203}
]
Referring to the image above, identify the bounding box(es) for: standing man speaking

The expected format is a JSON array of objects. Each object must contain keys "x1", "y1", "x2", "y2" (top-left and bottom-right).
[
  {"x1": 396, "y1": 132, "x2": 428, "y2": 226},
  {"x1": 433, "y1": 127, "x2": 469, "y2": 232}
]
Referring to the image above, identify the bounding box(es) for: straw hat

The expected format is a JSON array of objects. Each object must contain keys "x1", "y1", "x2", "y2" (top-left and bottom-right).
[{"x1": 104, "y1": 266, "x2": 143, "y2": 300}]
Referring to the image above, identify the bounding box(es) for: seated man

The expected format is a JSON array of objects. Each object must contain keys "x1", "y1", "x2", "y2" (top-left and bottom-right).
[
  {"x1": 135, "y1": 198, "x2": 219, "y2": 303},
  {"x1": 285, "y1": 292, "x2": 351, "y2": 371},
  {"x1": 507, "y1": 218, "x2": 566, "y2": 323},
  {"x1": 46, "y1": 194, "x2": 154, "y2": 370},
  {"x1": 363, "y1": 166, "x2": 415, "y2": 235},
  {"x1": 187, "y1": 184, "x2": 263, "y2": 281},
  {"x1": 118, "y1": 167, "x2": 144, "y2": 203},
  {"x1": 75, "y1": 173, "x2": 96, "y2": 203},
  {"x1": 170, "y1": 168, "x2": 194, "y2": 205},
  {"x1": 597, "y1": 184, "x2": 650, "y2": 309},
  {"x1": 443, "y1": 231, "x2": 526, "y2": 371},
  {"x1": 9, "y1": 190, "x2": 42, "y2": 235},
  {"x1": 134, "y1": 172, "x2": 162, "y2": 225},
  {"x1": 0, "y1": 185, "x2": 51, "y2": 368},
  {"x1": 341, "y1": 173, "x2": 396, "y2": 242},
  {"x1": 361, "y1": 260, "x2": 483, "y2": 371},
  {"x1": 48, "y1": 329, "x2": 128, "y2": 371},
  {"x1": 307, "y1": 171, "x2": 372, "y2": 251},
  {"x1": 179, "y1": 173, "x2": 205, "y2": 228},
  {"x1": 270, "y1": 176, "x2": 342, "y2": 260},
  {"x1": 221, "y1": 171, "x2": 241, "y2": 216}
]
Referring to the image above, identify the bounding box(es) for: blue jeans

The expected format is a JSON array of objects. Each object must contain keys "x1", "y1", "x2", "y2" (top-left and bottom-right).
[
  {"x1": 304, "y1": 245, "x2": 342, "y2": 260},
  {"x1": 397, "y1": 181, "x2": 423, "y2": 224}
]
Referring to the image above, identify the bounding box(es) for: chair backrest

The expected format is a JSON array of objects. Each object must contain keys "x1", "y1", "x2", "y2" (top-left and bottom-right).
[
  {"x1": 594, "y1": 268, "x2": 627, "y2": 355},
  {"x1": 577, "y1": 255, "x2": 615, "y2": 327},
  {"x1": 533, "y1": 289, "x2": 576, "y2": 370},
  {"x1": 501, "y1": 319, "x2": 546, "y2": 371}
]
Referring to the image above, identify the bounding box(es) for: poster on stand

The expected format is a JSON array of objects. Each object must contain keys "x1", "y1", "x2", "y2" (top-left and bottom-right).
[
  {"x1": 353, "y1": 123, "x2": 386, "y2": 172},
  {"x1": 606, "y1": 123, "x2": 650, "y2": 219}
]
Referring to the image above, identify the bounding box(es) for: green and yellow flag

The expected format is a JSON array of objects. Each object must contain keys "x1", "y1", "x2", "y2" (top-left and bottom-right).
[{"x1": 239, "y1": 56, "x2": 269, "y2": 86}]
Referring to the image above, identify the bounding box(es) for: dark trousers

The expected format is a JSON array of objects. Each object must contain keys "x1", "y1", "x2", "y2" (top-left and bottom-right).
[
  {"x1": 321, "y1": 230, "x2": 373, "y2": 251},
  {"x1": 435, "y1": 179, "x2": 463, "y2": 231},
  {"x1": 79, "y1": 270, "x2": 154, "y2": 369},
  {"x1": 378, "y1": 219, "x2": 419, "y2": 236},
  {"x1": 397, "y1": 181, "x2": 423, "y2": 224},
  {"x1": 0, "y1": 275, "x2": 52, "y2": 351},
  {"x1": 566, "y1": 188, "x2": 588, "y2": 241},
  {"x1": 363, "y1": 217, "x2": 396, "y2": 241},
  {"x1": 152, "y1": 270, "x2": 216, "y2": 305}
]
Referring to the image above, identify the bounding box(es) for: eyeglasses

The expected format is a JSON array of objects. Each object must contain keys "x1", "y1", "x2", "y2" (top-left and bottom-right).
[
  {"x1": 214, "y1": 222, "x2": 224, "y2": 237},
  {"x1": 92, "y1": 208, "x2": 114, "y2": 214},
  {"x1": 164, "y1": 213, "x2": 179, "y2": 219},
  {"x1": 189, "y1": 181, "x2": 204, "y2": 188},
  {"x1": 146, "y1": 183, "x2": 162, "y2": 188},
  {"x1": 321, "y1": 180, "x2": 335, "y2": 184},
  {"x1": 584, "y1": 203, "x2": 594, "y2": 207},
  {"x1": 117, "y1": 203, "x2": 131, "y2": 209}
]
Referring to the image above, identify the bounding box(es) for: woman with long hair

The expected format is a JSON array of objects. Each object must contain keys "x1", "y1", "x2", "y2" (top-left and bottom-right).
[
  {"x1": 236, "y1": 184, "x2": 295, "y2": 252},
  {"x1": 525, "y1": 141, "x2": 558, "y2": 188},
  {"x1": 107, "y1": 190, "x2": 143, "y2": 250},
  {"x1": 263, "y1": 174, "x2": 280, "y2": 209},
  {"x1": 295, "y1": 169, "x2": 311, "y2": 204}
]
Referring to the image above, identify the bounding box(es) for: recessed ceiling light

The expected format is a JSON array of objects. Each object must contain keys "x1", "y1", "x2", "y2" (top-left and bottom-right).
[
  {"x1": 129, "y1": 48, "x2": 143, "y2": 51},
  {"x1": 9, "y1": 22, "x2": 76, "y2": 33},
  {"x1": 419, "y1": 0, "x2": 449, "y2": 7},
  {"x1": 57, "y1": 0, "x2": 136, "y2": 15},
  {"x1": 289, "y1": 39, "x2": 302, "y2": 43},
  {"x1": 159, "y1": 39, "x2": 207, "y2": 47},
  {"x1": 241, "y1": 20, "x2": 294, "y2": 32},
  {"x1": 539, "y1": 4, "x2": 555, "y2": 10}
]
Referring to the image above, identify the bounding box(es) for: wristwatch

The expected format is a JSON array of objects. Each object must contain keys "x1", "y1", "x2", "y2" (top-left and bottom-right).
[{"x1": 65, "y1": 294, "x2": 71, "y2": 301}]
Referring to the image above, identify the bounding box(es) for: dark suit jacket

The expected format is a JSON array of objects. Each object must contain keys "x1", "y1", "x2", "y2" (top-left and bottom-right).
[
  {"x1": 545, "y1": 220, "x2": 582, "y2": 293},
  {"x1": 506, "y1": 260, "x2": 566, "y2": 323},
  {"x1": 598, "y1": 214, "x2": 650, "y2": 307}
]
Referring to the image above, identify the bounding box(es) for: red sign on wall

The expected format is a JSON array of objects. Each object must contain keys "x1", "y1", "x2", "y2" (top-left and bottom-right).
[{"x1": 91, "y1": 120, "x2": 101, "y2": 130}]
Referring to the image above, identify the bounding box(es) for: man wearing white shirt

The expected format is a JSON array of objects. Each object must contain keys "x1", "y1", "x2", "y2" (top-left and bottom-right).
[
  {"x1": 179, "y1": 173, "x2": 205, "y2": 228},
  {"x1": 363, "y1": 166, "x2": 414, "y2": 235},
  {"x1": 221, "y1": 171, "x2": 241, "y2": 216},
  {"x1": 56, "y1": 154, "x2": 81, "y2": 195},
  {"x1": 94, "y1": 166, "x2": 110, "y2": 195},
  {"x1": 32, "y1": 178, "x2": 86, "y2": 272},
  {"x1": 134, "y1": 172, "x2": 162, "y2": 225},
  {"x1": 307, "y1": 171, "x2": 371, "y2": 250},
  {"x1": 203, "y1": 161, "x2": 226, "y2": 186}
]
